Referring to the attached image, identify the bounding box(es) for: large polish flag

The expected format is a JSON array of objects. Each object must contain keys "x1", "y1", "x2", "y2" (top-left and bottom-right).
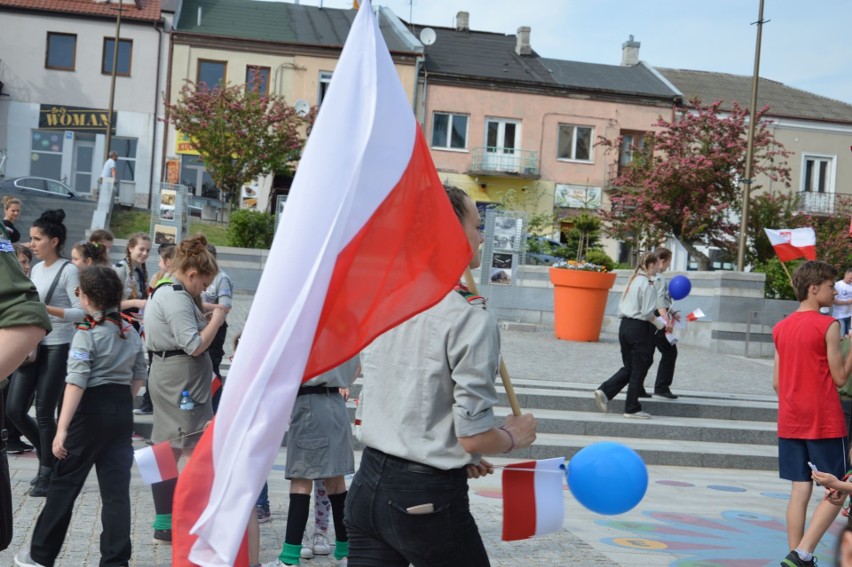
[
  {"x1": 171, "y1": 1, "x2": 472, "y2": 565},
  {"x1": 764, "y1": 227, "x2": 817, "y2": 262},
  {"x1": 502, "y1": 457, "x2": 566, "y2": 541}
]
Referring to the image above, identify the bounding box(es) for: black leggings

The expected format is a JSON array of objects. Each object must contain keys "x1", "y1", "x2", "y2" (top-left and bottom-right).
[{"x1": 6, "y1": 343, "x2": 70, "y2": 467}]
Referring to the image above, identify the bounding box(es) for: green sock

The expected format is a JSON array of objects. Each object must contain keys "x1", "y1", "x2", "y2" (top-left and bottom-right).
[
  {"x1": 334, "y1": 540, "x2": 349, "y2": 561},
  {"x1": 279, "y1": 542, "x2": 301, "y2": 565},
  {"x1": 152, "y1": 513, "x2": 172, "y2": 530}
]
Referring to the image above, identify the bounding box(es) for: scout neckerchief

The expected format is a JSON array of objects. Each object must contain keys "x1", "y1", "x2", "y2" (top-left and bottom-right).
[{"x1": 454, "y1": 283, "x2": 486, "y2": 309}]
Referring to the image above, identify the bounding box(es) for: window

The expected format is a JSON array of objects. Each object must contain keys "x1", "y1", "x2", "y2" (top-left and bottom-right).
[
  {"x1": 802, "y1": 155, "x2": 834, "y2": 193},
  {"x1": 246, "y1": 66, "x2": 270, "y2": 95},
  {"x1": 318, "y1": 71, "x2": 333, "y2": 104},
  {"x1": 557, "y1": 124, "x2": 592, "y2": 161},
  {"x1": 619, "y1": 131, "x2": 646, "y2": 167},
  {"x1": 102, "y1": 38, "x2": 133, "y2": 76},
  {"x1": 109, "y1": 137, "x2": 138, "y2": 182},
  {"x1": 30, "y1": 130, "x2": 64, "y2": 179},
  {"x1": 431, "y1": 112, "x2": 468, "y2": 150},
  {"x1": 197, "y1": 60, "x2": 227, "y2": 91},
  {"x1": 46, "y1": 32, "x2": 76, "y2": 70},
  {"x1": 180, "y1": 154, "x2": 219, "y2": 199}
]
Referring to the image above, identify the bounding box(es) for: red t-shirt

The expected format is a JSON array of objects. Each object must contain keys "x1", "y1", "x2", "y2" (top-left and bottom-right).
[{"x1": 773, "y1": 310, "x2": 847, "y2": 439}]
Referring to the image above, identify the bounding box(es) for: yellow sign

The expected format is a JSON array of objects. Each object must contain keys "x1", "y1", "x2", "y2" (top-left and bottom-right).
[{"x1": 175, "y1": 130, "x2": 200, "y2": 155}]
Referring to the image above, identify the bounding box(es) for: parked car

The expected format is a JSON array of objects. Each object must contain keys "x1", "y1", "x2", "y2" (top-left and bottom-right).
[
  {"x1": 525, "y1": 235, "x2": 562, "y2": 265},
  {"x1": 0, "y1": 176, "x2": 79, "y2": 200}
]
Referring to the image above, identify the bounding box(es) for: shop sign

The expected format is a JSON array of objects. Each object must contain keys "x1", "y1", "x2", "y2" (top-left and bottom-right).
[{"x1": 38, "y1": 105, "x2": 116, "y2": 133}]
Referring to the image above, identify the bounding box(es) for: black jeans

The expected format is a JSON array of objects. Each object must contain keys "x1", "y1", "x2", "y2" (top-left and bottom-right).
[
  {"x1": 599, "y1": 318, "x2": 655, "y2": 414},
  {"x1": 653, "y1": 329, "x2": 678, "y2": 393},
  {"x1": 345, "y1": 447, "x2": 490, "y2": 567},
  {"x1": 30, "y1": 384, "x2": 134, "y2": 567},
  {"x1": 6, "y1": 343, "x2": 69, "y2": 466}
]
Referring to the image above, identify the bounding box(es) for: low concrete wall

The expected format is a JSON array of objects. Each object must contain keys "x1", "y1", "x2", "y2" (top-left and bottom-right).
[{"x1": 112, "y1": 240, "x2": 795, "y2": 358}]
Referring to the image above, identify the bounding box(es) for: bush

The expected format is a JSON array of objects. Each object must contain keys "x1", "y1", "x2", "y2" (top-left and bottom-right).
[
  {"x1": 227, "y1": 209, "x2": 274, "y2": 249},
  {"x1": 585, "y1": 249, "x2": 616, "y2": 272},
  {"x1": 754, "y1": 258, "x2": 799, "y2": 300}
]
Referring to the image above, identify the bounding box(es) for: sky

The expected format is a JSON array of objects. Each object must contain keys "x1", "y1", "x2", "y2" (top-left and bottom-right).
[{"x1": 284, "y1": 0, "x2": 852, "y2": 105}]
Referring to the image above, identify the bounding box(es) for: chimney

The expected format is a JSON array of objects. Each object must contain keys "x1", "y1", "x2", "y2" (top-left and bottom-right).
[
  {"x1": 621, "y1": 34, "x2": 640, "y2": 66},
  {"x1": 456, "y1": 11, "x2": 469, "y2": 32},
  {"x1": 515, "y1": 26, "x2": 531, "y2": 56}
]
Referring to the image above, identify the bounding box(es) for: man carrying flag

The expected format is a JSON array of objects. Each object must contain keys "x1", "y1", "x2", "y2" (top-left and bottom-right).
[
  {"x1": 171, "y1": 1, "x2": 521, "y2": 565},
  {"x1": 346, "y1": 186, "x2": 538, "y2": 565}
]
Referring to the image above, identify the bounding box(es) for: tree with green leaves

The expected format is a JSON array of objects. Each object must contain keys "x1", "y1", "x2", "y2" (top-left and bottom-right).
[{"x1": 165, "y1": 80, "x2": 314, "y2": 209}]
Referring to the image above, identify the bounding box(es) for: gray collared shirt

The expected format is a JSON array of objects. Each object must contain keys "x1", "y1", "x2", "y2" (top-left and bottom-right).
[
  {"x1": 66, "y1": 320, "x2": 147, "y2": 389},
  {"x1": 655, "y1": 272, "x2": 673, "y2": 310},
  {"x1": 359, "y1": 291, "x2": 500, "y2": 470},
  {"x1": 618, "y1": 272, "x2": 657, "y2": 321},
  {"x1": 143, "y1": 284, "x2": 207, "y2": 355}
]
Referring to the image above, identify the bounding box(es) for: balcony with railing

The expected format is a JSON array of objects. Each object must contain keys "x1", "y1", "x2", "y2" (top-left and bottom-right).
[
  {"x1": 797, "y1": 191, "x2": 852, "y2": 215},
  {"x1": 468, "y1": 147, "x2": 540, "y2": 179}
]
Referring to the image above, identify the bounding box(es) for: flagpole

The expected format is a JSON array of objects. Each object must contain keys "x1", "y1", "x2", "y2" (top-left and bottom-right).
[
  {"x1": 779, "y1": 260, "x2": 794, "y2": 290},
  {"x1": 463, "y1": 268, "x2": 522, "y2": 416}
]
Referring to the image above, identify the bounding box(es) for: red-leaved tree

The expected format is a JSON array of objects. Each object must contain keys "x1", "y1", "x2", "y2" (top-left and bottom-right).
[
  {"x1": 599, "y1": 99, "x2": 792, "y2": 269},
  {"x1": 165, "y1": 80, "x2": 315, "y2": 208}
]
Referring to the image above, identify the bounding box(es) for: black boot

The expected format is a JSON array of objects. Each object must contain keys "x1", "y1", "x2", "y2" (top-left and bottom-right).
[{"x1": 29, "y1": 465, "x2": 51, "y2": 497}]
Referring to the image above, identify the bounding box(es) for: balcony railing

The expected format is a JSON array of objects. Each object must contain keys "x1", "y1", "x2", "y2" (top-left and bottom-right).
[
  {"x1": 797, "y1": 191, "x2": 852, "y2": 215},
  {"x1": 468, "y1": 147, "x2": 539, "y2": 178}
]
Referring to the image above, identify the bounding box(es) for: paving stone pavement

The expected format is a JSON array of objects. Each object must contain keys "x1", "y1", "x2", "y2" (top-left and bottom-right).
[{"x1": 5, "y1": 292, "x2": 842, "y2": 567}]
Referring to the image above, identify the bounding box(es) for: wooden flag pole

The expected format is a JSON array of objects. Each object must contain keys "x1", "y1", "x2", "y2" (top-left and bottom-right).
[
  {"x1": 463, "y1": 268, "x2": 522, "y2": 416},
  {"x1": 779, "y1": 260, "x2": 794, "y2": 290}
]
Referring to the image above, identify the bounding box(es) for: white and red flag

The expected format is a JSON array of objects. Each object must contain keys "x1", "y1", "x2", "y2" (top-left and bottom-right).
[
  {"x1": 764, "y1": 227, "x2": 817, "y2": 262},
  {"x1": 686, "y1": 308, "x2": 705, "y2": 322},
  {"x1": 133, "y1": 442, "x2": 179, "y2": 485},
  {"x1": 171, "y1": 1, "x2": 471, "y2": 565},
  {"x1": 502, "y1": 457, "x2": 566, "y2": 541}
]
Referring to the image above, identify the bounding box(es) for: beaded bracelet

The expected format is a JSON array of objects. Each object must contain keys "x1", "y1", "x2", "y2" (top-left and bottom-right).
[{"x1": 499, "y1": 425, "x2": 515, "y2": 454}]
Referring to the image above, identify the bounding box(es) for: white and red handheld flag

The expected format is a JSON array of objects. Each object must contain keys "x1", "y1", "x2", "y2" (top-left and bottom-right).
[
  {"x1": 686, "y1": 308, "x2": 705, "y2": 322},
  {"x1": 502, "y1": 457, "x2": 566, "y2": 541},
  {"x1": 134, "y1": 442, "x2": 179, "y2": 485},
  {"x1": 764, "y1": 228, "x2": 817, "y2": 262},
  {"x1": 171, "y1": 1, "x2": 471, "y2": 565}
]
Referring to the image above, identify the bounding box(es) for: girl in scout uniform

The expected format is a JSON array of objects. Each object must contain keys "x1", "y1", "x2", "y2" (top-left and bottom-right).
[
  {"x1": 7, "y1": 209, "x2": 84, "y2": 497},
  {"x1": 143, "y1": 234, "x2": 226, "y2": 544},
  {"x1": 346, "y1": 187, "x2": 538, "y2": 566},
  {"x1": 15, "y1": 266, "x2": 146, "y2": 567},
  {"x1": 115, "y1": 231, "x2": 152, "y2": 323},
  {"x1": 594, "y1": 251, "x2": 664, "y2": 419}
]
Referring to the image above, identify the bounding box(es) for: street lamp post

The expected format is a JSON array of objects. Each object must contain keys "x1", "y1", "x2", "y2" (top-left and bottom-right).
[
  {"x1": 736, "y1": 0, "x2": 767, "y2": 272},
  {"x1": 105, "y1": 0, "x2": 123, "y2": 160}
]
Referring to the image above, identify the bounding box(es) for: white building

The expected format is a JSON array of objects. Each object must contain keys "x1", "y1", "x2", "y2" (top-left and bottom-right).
[{"x1": 0, "y1": 0, "x2": 171, "y2": 208}]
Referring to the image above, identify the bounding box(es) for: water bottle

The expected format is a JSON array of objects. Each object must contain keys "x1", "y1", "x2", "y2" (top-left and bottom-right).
[{"x1": 179, "y1": 390, "x2": 196, "y2": 410}]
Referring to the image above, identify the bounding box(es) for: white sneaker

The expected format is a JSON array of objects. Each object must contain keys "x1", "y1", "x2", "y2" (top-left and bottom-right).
[
  {"x1": 260, "y1": 561, "x2": 284, "y2": 567},
  {"x1": 14, "y1": 550, "x2": 46, "y2": 567},
  {"x1": 594, "y1": 390, "x2": 608, "y2": 413},
  {"x1": 312, "y1": 531, "x2": 332, "y2": 556},
  {"x1": 301, "y1": 532, "x2": 314, "y2": 559},
  {"x1": 335, "y1": 558, "x2": 348, "y2": 567},
  {"x1": 623, "y1": 411, "x2": 651, "y2": 419}
]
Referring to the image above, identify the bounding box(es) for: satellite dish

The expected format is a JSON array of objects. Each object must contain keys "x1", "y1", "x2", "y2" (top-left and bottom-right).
[
  {"x1": 419, "y1": 27, "x2": 436, "y2": 47},
  {"x1": 294, "y1": 99, "x2": 310, "y2": 116}
]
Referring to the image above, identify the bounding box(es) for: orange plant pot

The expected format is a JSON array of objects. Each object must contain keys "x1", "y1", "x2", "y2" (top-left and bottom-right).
[{"x1": 549, "y1": 268, "x2": 617, "y2": 342}]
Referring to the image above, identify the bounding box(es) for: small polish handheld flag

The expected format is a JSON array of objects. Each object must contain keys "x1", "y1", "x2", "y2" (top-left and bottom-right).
[
  {"x1": 134, "y1": 442, "x2": 179, "y2": 485},
  {"x1": 171, "y1": 1, "x2": 472, "y2": 565},
  {"x1": 764, "y1": 227, "x2": 817, "y2": 262},
  {"x1": 686, "y1": 308, "x2": 705, "y2": 322},
  {"x1": 502, "y1": 457, "x2": 566, "y2": 541}
]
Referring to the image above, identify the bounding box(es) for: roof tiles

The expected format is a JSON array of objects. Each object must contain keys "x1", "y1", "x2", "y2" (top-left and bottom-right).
[{"x1": 0, "y1": 0, "x2": 161, "y2": 22}]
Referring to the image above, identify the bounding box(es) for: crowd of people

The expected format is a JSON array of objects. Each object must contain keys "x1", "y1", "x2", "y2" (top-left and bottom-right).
[{"x1": 0, "y1": 186, "x2": 539, "y2": 567}]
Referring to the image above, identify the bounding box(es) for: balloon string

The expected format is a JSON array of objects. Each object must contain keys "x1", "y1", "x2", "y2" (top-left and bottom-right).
[{"x1": 492, "y1": 464, "x2": 567, "y2": 474}]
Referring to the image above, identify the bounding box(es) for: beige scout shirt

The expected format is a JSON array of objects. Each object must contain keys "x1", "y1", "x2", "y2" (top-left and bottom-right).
[
  {"x1": 617, "y1": 272, "x2": 658, "y2": 322},
  {"x1": 655, "y1": 272, "x2": 673, "y2": 311},
  {"x1": 143, "y1": 284, "x2": 207, "y2": 355},
  {"x1": 359, "y1": 290, "x2": 500, "y2": 470}
]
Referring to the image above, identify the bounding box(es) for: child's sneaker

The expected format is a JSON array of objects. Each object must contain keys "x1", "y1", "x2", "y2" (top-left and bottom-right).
[
  {"x1": 781, "y1": 550, "x2": 816, "y2": 566},
  {"x1": 256, "y1": 504, "x2": 271, "y2": 524},
  {"x1": 312, "y1": 531, "x2": 331, "y2": 556},
  {"x1": 334, "y1": 559, "x2": 348, "y2": 567},
  {"x1": 300, "y1": 532, "x2": 314, "y2": 559},
  {"x1": 153, "y1": 529, "x2": 172, "y2": 545}
]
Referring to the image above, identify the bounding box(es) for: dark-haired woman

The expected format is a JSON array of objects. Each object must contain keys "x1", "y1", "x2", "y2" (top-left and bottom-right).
[
  {"x1": 15, "y1": 266, "x2": 146, "y2": 567},
  {"x1": 143, "y1": 233, "x2": 226, "y2": 543},
  {"x1": 6, "y1": 209, "x2": 84, "y2": 497}
]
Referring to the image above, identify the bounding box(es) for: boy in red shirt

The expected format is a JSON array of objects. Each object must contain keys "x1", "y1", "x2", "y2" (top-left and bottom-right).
[{"x1": 774, "y1": 260, "x2": 852, "y2": 567}]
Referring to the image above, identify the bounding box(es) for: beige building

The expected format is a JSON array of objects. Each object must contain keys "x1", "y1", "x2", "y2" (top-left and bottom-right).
[{"x1": 166, "y1": 0, "x2": 421, "y2": 213}]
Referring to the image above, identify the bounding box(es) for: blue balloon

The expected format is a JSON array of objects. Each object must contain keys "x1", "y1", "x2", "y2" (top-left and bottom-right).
[
  {"x1": 668, "y1": 275, "x2": 692, "y2": 301},
  {"x1": 567, "y1": 442, "x2": 648, "y2": 515}
]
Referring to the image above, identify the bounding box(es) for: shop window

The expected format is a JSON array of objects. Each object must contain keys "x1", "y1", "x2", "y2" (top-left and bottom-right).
[
  {"x1": 30, "y1": 130, "x2": 64, "y2": 179},
  {"x1": 110, "y1": 137, "x2": 138, "y2": 182}
]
